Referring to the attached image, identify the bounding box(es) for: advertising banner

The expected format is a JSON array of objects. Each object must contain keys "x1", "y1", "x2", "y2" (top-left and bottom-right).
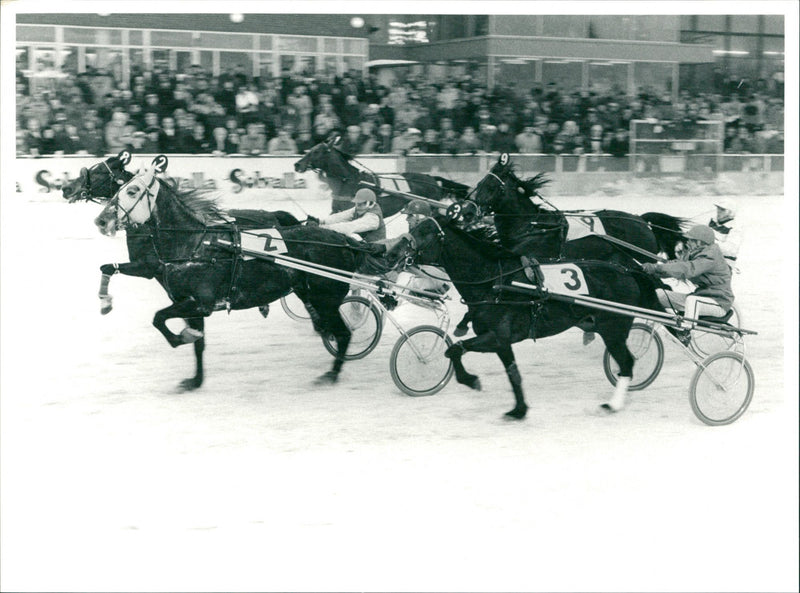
[{"x1": 14, "y1": 155, "x2": 400, "y2": 207}]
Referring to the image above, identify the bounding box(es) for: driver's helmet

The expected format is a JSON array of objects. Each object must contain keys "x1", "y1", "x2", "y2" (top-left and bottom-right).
[
  {"x1": 403, "y1": 200, "x2": 432, "y2": 217},
  {"x1": 714, "y1": 198, "x2": 737, "y2": 220},
  {"x1": 352, "y1": 187, "x2": 377, "y2": 208},
  {"x1": 684, "y1": 224, "x2": 716, "y2": 245}
]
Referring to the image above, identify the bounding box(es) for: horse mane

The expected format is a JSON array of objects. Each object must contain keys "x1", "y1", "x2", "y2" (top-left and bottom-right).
[
  {"x1": 443, "y1": 219, "x2": 518, "y2": 261},
  {"x1": 158, "y1": 177, "x2": 225, "y2": 225}
]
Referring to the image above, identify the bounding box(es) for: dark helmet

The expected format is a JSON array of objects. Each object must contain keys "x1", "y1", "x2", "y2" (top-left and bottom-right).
[{"x1": 403, "y1": 200, "x2": 432, "y2": 216}]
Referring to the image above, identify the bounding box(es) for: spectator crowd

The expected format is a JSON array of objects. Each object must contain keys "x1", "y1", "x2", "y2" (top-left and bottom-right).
[{"x1": 16, "y1": 61, "x2": 785, "y2": 158}]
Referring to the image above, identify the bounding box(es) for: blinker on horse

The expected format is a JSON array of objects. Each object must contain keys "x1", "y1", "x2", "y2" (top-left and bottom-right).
[
  {"x1": 394, "y1": 214, "x2": 665, "y2": 419},
  {"x1": 95, "y1": 155, "x2": 368, "y2": 390}
]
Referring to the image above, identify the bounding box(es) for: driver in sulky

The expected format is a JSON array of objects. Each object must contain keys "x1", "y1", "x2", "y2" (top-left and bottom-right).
[{"x1": 311, "y1": 187, "x2": 386, "y2": 242}]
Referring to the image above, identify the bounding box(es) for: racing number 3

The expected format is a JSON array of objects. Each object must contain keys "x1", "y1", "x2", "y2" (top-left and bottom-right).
[{"x1": 561, "y1": 267, "x2": 582, "y2": 291}]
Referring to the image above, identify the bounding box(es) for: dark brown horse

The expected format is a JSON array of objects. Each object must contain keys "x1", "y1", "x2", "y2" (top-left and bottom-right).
[
  {"x1": 92, "y1": 155, "x2": 378, "y2": 390},
  {"x1": 62, "y1": 151, "x2": 300, "y2": 315},
  {"x1": 391, "y1": 215, "x2": 665, "y2": 419}
]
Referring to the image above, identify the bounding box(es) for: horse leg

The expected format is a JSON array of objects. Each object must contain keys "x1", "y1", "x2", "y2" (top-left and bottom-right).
[
  {"x1": 496, "y1": 345, "x2": 528, "y2": 420},
  {"x1": 152, "y1": 299, "x2": 206, "y2": 348},
  {"x1": 98, "y1": 262, "x2": 160, "y2": 314},
  {"x1": 596, "y1": 320, "x2": 635, "y2": 413},
  {"x1": 313, "y1": 303, "x2": 351, "y2": 384},
  {"x1": 444, "y1": 341, "x2": 481, "y2": 391},
  {"x1": 453, "y1": 311, "x2": 471, "y2": 337},
  {"x1": 180, "y1": 317, "x2": 205, "y2": 391}
]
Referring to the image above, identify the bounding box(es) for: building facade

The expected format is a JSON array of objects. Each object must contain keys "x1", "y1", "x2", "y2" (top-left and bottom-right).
[{"x1": 16, "y1": 13, "x2": 784, "y2": 98}]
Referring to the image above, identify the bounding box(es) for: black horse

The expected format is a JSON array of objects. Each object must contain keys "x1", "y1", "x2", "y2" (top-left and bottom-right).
[
  {"x1": 62, "y1": 151, "x2": 300, "y2": 314},
  {"x1": 472, "y1": 154, "x2": 688, "y2": 263},
  {"x1": 293, "y1": 137, "x2": 471, "y2": 216},
  {"x1": 93, "y1": 155, "x2": 378, "y2": 390},
  {"x1": 390, "y1": 215, "x2": 664, "y2": 419}
]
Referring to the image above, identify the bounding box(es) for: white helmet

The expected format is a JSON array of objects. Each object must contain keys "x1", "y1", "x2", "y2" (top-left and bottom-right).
[{"x1": 714, "y1": 198, "x2": 737, "y2": 219}]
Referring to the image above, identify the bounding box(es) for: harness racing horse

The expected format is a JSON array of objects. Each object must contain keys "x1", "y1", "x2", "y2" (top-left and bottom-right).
[
  {"x1": 472, "y1": 154, "x2": 688, "y2": 263},
  {"x1": 93, "y1": 155, "x2": 376, "y2": 390},
  {"x1": 62, "y1": 151, "x2": 300, "y2": 315},
  {"x1": 293, "y1": 137, "x2": 471, "y2": 216},
  {"x1": 391, "y1": 215, "x2": 664, "y2": 419}
]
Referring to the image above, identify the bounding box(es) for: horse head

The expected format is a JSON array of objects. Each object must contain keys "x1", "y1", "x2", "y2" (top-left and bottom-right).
[
  {"x1": 62, "y1": 151, "x2": 133, "y2": 203},
  {"x1": 95, "y1": 155, "x2": 168, "y2": 236},
  {"x1": 472, "y1": 153, "x2": 521, "y2": 214},
  {"x1": 293, "y1": 138, "x2": 358, "y2": 193},
  {"x1": 401, "y1": 216, "x2": 447, "y2": 269}
]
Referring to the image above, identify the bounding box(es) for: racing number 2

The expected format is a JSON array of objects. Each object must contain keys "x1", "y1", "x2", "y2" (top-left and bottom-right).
[{"x1": 560, "y1": 267, "x2": 582, "y2": 291}]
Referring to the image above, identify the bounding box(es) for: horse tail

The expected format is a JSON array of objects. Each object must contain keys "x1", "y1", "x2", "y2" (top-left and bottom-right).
[
  {"x1": 641, "y1": 212, "x2": 690, "y2": 259},
  {"x1": 272, "y1": 210, "x2": 301, "y2": 227}
]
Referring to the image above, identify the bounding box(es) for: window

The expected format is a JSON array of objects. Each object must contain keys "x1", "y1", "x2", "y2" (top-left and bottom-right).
[
  {"x1": 193, "y1": 32, "x2": 252, "y2": 50},
  {"x1": 16, "y1": 25, "x2": 55, "y2": 42},
  {"x1": 588, "y1": 62, "x2": 628, "y2": 94},
  {"x1": 277, "y1": 36, "x2": 316, "y2": 53},
  {"x1": 541, "y1": 16, "x2": 587, "y2": 38},
  {"x1": 541, "y1": 60, "x2": 582, "y2": 88},
  {"x1": 150, "y1": 30, "x2": 193, "y2": 47}
]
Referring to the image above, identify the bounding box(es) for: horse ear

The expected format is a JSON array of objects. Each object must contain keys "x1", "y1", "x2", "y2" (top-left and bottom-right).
[
  {"x1": 151, "y1": 155, "x2": 168, "y2": 173},
  {"x1": 118, "y1": 150, "x2": 132, "y2": 165},
  {"x1": 499, "y1": 153, "x2": 509, "y2": 166}
]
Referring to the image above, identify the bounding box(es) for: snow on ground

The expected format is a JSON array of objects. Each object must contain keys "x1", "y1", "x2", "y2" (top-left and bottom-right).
[{"x1": 1, "y1": 187, "x2": 797, "y2": 592}]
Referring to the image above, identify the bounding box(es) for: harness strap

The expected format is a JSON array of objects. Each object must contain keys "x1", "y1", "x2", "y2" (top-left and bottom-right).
[{"x1": 520, "y1": 255, "x2": 545, "y2": 287}]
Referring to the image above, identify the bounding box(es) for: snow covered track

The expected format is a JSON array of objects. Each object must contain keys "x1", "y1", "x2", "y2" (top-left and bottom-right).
[{"x1": 1, "y1": 191, "x2": 796, "y2": 592}]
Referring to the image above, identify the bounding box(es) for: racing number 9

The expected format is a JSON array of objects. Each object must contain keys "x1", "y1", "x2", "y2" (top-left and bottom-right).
[{"x1": 561, "y1": 267, "x2": 582, "y2": 291}]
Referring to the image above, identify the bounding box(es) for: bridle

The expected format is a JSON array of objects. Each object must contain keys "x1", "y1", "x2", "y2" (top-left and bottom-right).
[{"x1": 112, "y1": 174, "x2": 160, "y2": 229}]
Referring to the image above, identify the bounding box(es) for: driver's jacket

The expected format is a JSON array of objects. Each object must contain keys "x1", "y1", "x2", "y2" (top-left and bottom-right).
[
  {"x1": 320, "y1": 203, "x2": 386, "y2": 241},
  {"x1": 651, "y1": 242, "x2": 734, "y2": 310}
]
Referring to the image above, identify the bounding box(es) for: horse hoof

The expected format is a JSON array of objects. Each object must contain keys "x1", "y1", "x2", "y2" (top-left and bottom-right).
[
  {"x1": 180, "y1": 328, "x2": 204, "y2": 344},
  {"x1": 463, "y1": 375, "x2": 481, "y2": 391},
  {"x1": 504, "y1": 405, "x2": 528, "y2": 420},
  {"x1": 453, "y1": 325, "x2": 468, "y2": 337},
  {"x1": 258, "y1": 305, "x2": 270, "y2": 319},
  {"x1": 582, "y1": 332, "x2": 596, "y2": 346},
  {"x1": 594, "y1": 403, "x2": 619, "y2": 416},
  {"x1": 178, "y1": 377, "x2": 203, "y2": 391},
  {"x1": 100, "y1": 305, "x2": 113, "y2": 315},
  {"x1": 314, "y1": 370, "x2": 339, "y2": 385}
]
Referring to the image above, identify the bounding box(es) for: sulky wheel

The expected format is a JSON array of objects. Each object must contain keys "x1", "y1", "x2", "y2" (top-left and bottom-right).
[
  {"x1": 322, "y1": 295, "x2": 383, "y2": 361},
  {"x1": 689, "y1": 304, "x2": 743, "y2": 358},
  {"x1": 689, "y1": 350, "x2": 754, "y2": 426},
  {"x1": 280, "y1": 291, "x2": 312, "y2": 321},
  {"x1": 603, "y1": 322, "x2": 665, "y2": 391},
  {"x1": 390, "y1": 325, "x2": 454, "y2": 396}
]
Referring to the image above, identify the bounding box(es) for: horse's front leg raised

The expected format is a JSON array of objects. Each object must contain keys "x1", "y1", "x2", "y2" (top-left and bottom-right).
[
  {"x1": 152, "y1": 298, "x2": 206, "y2": 348},
  {"x1": 98, "y1": 262, "x2": 160, "y2": 314},
  {"x1": 152, "y1": 299, "x2": 207, "y2": 391}
]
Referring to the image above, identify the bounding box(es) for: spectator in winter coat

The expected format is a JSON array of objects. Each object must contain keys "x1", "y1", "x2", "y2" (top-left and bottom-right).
[
  {"x1": 515, "y1": 126, "x2": 543, "y2": 153},
  {"x1": 104, "y1": 110, "x2": 135, "y2": 154},
  {"x1": 239, "y1": 122, "x2": 267, "y2": 155},
  {"x1": 267, "y1": 127, "x2": 299, "y2": 154},
  {"x1": 490, "y1": 121, "x2": 518, "y2": 153},
  {"x1": 456, "y1": 127, "x2": 481, "y2": 154},
  {"x1": 78, "y1": 118, "x2": 106, "y2": 155},
  {"x1": 157, "y1": 117, "x2": 184, "y2": 153}
]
